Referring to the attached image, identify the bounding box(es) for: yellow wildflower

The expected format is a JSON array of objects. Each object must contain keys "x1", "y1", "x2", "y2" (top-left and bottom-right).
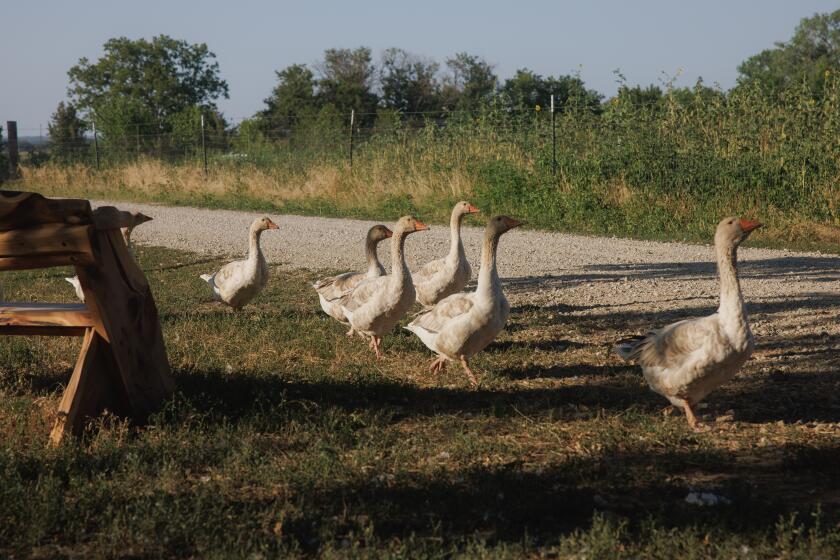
[{"x1": 535, "y1": 104, "x2": 541, "y2": 112}]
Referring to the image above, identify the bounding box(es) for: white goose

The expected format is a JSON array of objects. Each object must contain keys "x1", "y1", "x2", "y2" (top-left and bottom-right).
[
  {"x1": 313, "y1": 224, "x2": 393, "y2": 334},
  {"x1": 66, "y1": 211, "x2": 153, "y2": 302},
  {"x1": 613, "y1": 217, "x2": 762, "y2": 430},
  {"x1": 406, "y1": 215, "x2": 522, "y2": 386},
  {"x1": 340, "y1": 216, "x2": 428, "y2": 358},
  {"x1": 413, "y1": 201, "x2": 480, "y2": 307},
  {"x1": 200, "y1": 216, "x2": 278, "y2": 310}
]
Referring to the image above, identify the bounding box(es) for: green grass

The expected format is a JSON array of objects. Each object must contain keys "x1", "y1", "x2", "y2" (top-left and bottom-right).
[{"x1": 2, "y1": 246, "x2": 840, "y2": 558}]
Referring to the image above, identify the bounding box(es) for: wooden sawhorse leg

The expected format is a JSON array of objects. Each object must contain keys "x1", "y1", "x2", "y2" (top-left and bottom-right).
[{"x1": 49, "y1": 328, "x2": 128, "y2": 445}]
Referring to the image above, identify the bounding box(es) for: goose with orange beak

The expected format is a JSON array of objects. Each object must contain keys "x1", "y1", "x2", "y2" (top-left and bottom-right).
[
  {"x1": 406, "y1": 215, "x2": 522, "y2": 386},
  {"x1": 200, "y1": 216, "x2": 279, "y2": 310},
  {"x1": 341, "y1": 215, "x2": 429, "y2": 358},
  {"x1": 614, "y1": 217, "x2": 762, "y2": 430},
  {"x1": 413, "y1": 201, "x2": 481, "y2": 308}
]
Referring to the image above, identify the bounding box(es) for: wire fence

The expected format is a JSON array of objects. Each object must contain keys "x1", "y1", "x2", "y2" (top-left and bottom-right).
[{"x1": 14, "y1": 91, "x2": 840, "y2": 224}]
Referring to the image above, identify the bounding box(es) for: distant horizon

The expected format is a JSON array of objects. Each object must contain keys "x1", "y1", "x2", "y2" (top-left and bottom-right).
[{"x1": 3, "y1": 0, "x2": 838, "y2": 132}]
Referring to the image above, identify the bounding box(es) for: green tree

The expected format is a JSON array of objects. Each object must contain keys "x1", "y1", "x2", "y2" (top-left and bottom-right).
[
  {"x1": 379, "y1": 48, "x2": 441, "y2": 114},
  {"x1": 737, "y1": 10, "x2": 840, "y2": 95},
  {"x1": 48, "y1": 101, "x2": 88, "y2": 163},
  {"x1": 500, "y1": 68, "x2": 602, "y2": 113},
  {"x1": 610, "y1": 84, "x2": 665, "y2": 110},
  {"x1": 168, "y1": 106, "x2": 227, "y2": 157},
  {"x1": 67, "y1": 35, "x2": 229, "y2": 124},
  {"x1": 316, "y1": 47, "x2": 378, "y2": 120},
  {"x1": 442, "y1": 53, "x2": 497, "y2": 111},
  {"x1": 261, "y1": 64, "x2": 317, "y2": 129}
]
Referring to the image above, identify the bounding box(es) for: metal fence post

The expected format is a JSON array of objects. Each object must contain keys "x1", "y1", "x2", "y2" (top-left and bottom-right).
[
  {"x1": 201, "y1": 114, "x2": 208, "y2": 175},
  {"x1": 92, "y1": 120, "x2": 100, "y2": 170},
  {"x1": 551, "y1": 94, "x2": 557, "y2": 177},
  {"x1": 349, "y1": 109, "x2": 355, "y2": 168}
]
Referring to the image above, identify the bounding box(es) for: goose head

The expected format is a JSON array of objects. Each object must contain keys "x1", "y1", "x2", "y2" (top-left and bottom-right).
[
  {"x1": 252, "y1": 217, "x2": 280, "y2": 233},
  {"x1": 486, "y1": 215, "x2": 523, "y2": 238},
  {"x1": 453, "y1": 200, "x2": 481, "y2": 219},
  {"x1": 367, "y1": 224, "x2": 393, "y2": 244},
  {"x1": 394, "y1": 215, "x2": 429, "y2": 236},
  {"x1": 715, "y1": 216, "x2": 762, "y2": 249}
]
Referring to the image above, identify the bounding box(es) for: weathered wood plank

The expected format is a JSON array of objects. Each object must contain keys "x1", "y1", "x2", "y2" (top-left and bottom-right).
[
  {"x1": 91, "y1": 207, "x2": 136, "y2": 231},
  {"x1": 0, "y1": 326, "x2": 88, "y2": 336},
  {"x1": 0, "y1": 253, "x2": 95, "y2": 271},
  {"x1": 0, "y1": 223, "x2": 94, "y2": 259},
  {"x1": 0, "y1": 303, "x2": 94, "y2": 328},
  {"x1": 77, "y1": 229, "x2": 174, "y2": 420},
  {"x1": 0, "y1": 191, "x2": 92, "y2": 230}
]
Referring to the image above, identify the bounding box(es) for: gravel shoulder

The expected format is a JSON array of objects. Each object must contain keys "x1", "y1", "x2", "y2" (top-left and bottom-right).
[{"x1": 101, "y1": 200, "x2": 840, "y2": 348}]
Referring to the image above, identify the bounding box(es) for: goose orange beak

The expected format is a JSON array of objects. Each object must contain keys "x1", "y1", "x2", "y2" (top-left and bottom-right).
[
  {"x1": 467, "y1": 204, "x2": 480, "y2": 214},
  {"x1": 384, "y1": 227, "x2": 393, "y2": 238},
  {"x1": 503, "y1": 217, "x2": 524, "y2": 229},
  {"x1": 739, "y1": 219, "x2": 762, "y2": 233},
  {"x1": 267, "y1": 220, "x2": 279, "y2": 230},
  {"x1": 415, "y1": 220, "x2": 429, "y2": 231}
]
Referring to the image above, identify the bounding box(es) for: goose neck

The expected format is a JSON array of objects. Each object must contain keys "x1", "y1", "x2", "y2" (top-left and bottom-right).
[
  {"x1": 476, "y1": 231, "x2": 500, "y2": 300},
  {"x1": 716, "y1": 243, "x2": 744, "y2": 321},
  {"x1": 447, "y1": 211, "x2": 465, "y2": 262},
  {"x1": 390, "y1": 231, "x2": 409, "y2": 281},
  {"x1": 365, "y1": 237, "x2": 384, "y2": 276},
  {"x1": 248, "y1": 227, "x2": 263, "y2": 262}
]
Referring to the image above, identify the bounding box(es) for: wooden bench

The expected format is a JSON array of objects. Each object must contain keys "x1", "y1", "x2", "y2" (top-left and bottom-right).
[{"x1": 0, "y1": 190, "x2": 174, "y2": 444}]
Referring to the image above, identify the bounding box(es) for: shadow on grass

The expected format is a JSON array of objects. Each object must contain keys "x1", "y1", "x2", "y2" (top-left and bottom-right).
[
  {"x1": 174, "y1": 367, "x2": 656, "y2": 423},
  {"x1": 279, "y1": 444, "x2": 840, "y2": 551},
  {"x1": 487, "y1": 338, "x2": 588, "y2": 353}
]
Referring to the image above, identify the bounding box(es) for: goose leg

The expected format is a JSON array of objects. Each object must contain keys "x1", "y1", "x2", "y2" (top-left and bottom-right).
[
  {"x1": 681, "y1": 400, "x2": 706, "y2": 432},
  {"x1": 345, "y1": 327, "x2": 356, "y2": 337},
  {"x1": 429, "y1": 356, "x2": 447, "y2": 374},
  {"x1": 368, "y1": 336, "x2": 383, "y2": 359},
  {"x1": 459, "y1": 355, "x2": 478, "y2": 387}
]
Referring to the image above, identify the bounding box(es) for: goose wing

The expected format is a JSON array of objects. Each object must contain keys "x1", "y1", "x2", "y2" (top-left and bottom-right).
[
  {"x1": 625, "y1": 316, "x2": 719, "y2": 369},
  {"x1": 313, "y1": 271, "x2": 364, "y2": 302},
  {"x1": 413, "y1": 257, "x2": 446, "y2": 284},
  {"x1": 408, "y1": 293, "x2": 474, "y2": 333},
  {"x1": 211, "y1": 259, "x2": 246, "y2": 289},
  {"x1": 341, "y1": 276, "x2": 389, "y2": 312}
]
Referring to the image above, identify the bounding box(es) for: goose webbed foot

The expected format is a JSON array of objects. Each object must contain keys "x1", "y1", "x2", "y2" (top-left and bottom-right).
[
  {"x1": 428, "y1": 356, "x2": 448, "y2": 374},
  {"x1": 459, "y1": 355, "x2": 478, "y2": 388}
]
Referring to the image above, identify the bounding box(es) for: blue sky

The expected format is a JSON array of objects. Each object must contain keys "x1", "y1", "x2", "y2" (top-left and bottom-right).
[{"x1": 3, "y1": 0, "x2": 838, "y2": 135}]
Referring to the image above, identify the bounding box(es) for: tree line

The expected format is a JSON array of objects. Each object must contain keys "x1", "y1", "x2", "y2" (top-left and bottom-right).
[{"x1": 45, "y1": 9, "x2": 840, "y2": 161}]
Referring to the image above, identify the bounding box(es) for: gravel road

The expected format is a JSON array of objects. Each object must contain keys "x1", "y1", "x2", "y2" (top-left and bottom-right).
[{"x1": 101, "y1": 200, "x2": 840, "y2": 349}]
